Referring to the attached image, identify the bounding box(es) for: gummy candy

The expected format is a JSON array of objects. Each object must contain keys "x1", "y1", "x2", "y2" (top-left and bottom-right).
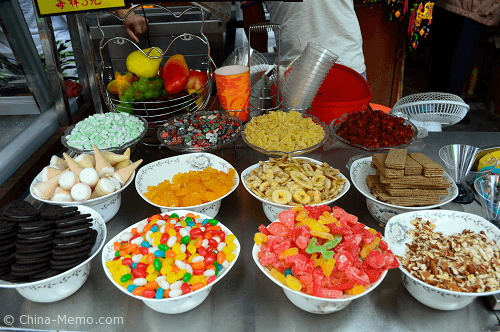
[
  {"x1": 278, "y1": 210, "x2": 296, "y2": 230},
  {"x1": 268, "y1": 222, "x2": 288, "y2": 237},
  {"x1": 365, "y1": 249, "x2": 386, "y2": 269}
]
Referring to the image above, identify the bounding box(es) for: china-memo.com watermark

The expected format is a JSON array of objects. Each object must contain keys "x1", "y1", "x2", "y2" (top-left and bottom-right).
[{"x1": 4, "y1": 314, "x2": 124, "y2": 327}]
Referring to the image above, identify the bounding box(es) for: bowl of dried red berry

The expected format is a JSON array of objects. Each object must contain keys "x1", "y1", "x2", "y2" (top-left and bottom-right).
[
  {"x1": 157, "y1": 110, "x2": 242, "y2": 152},
  {"x1": 329, "y1": 109, "x2": 418, "y2": 153},
  {"x1": 253, "y1": 205, "x2": 399, "y2": 314}
]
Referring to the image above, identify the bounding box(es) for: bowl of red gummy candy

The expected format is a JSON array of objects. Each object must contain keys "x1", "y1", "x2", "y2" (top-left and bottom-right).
[
  {"x1": 101, "y1": 210, "x2": 240, "y2": 314},
  {"x1": 252, "y1": 205, "x2": 399, "y2": 314}
]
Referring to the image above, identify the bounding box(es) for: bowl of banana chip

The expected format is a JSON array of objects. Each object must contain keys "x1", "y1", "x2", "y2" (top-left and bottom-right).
[{"x1": 241, "y1": 155, "x2": 350, "y2": 222}]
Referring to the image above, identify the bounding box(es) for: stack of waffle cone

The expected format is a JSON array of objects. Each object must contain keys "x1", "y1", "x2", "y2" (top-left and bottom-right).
[
  {"x1": 33, "y1": 173, "x2": 62, "y2": 200},
  {"x1": 50, "y1": 155, "x2": 67, "y2": 168},
  {"x1": 51, "y1": 186, "x2": 73, "y2": 202},
  {"x1": 113, "y1": 159, "x2": 143, "y2": 185},
  {"x1": 114, "y1": 148, "x2": 131, "y2": 170},
  {"x1": 102, "y1": 151, "x2": 128, "y2": 166},
  {"x1": 75, "y1": 154, "x2": 95, "y2": 169},
  {"x1": 93, "y1": 145, "x2": 114, "y2": 177},
  {"x1": 63, "y1": 152, "x2": 83, "y2": 176},
  {"x1": 90, "y1": 178, "x2": 116, "y2": 199}
]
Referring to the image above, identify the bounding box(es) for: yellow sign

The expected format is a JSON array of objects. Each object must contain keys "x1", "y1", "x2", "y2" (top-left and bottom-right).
[{"x1": 36, "y1": 0, "x2": 126, "y2": 17}]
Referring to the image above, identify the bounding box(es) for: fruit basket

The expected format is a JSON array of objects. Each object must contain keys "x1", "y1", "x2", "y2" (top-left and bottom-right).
[{"x1": 97, "y1": 4, "x2": 215, "y2": 129}]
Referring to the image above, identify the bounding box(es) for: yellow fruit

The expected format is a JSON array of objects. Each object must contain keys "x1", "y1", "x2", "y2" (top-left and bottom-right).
[{"x1": 126, "y1": 47, "x2": 163, "y2": 78}]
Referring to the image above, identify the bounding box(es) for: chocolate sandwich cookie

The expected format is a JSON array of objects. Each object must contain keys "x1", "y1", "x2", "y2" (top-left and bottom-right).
[
  {"x1": 0, "y1": 219, "x2": 16, "y2": 232},
  {"x1": 17, "y1": 229, "x2": 55, "y2": 241},
  {"x1": 52, "y1": 242, "x2": 92, "y2": 256},
  {"x1": 50, "y1": 258, "x2": 86, "y2": 271},
  {"x1": 17, "y1": 218, "x2": 54, "y2": 229},
  {"x1": 54, "y1": 214, "x2": 92, "y2": 228},
  {"x1": 16, "y1": 240, "x2": 53, "y2": 252},
  {"x1": 56, "y1": 223, "x2": 92, "y2": 236},
  {"x1": 41, "y1": 206, "x2": 79, "y2": 221},
  {"x1": 0, "y1": 237, "x2": 16, "y2": 247},
  {"x1": 15, "y1": 250, "x2": 52, "y2": 261},
  {"x1": 2, "y1": 201, "x2": 40, "y2": 223},
  {"x1": 0, "y1": 242, "x2": 16, "y2": 255},
  {"x1": 0, "y1": 229, "x2": 17, "y2": 241},
  {"x1": 52, "y1": 231, "x2": 93, "y2": 246},
  {"x1": 17, "y1": 225, "x2": 54, "y2": 234},
  {"x1": 16, "y1": 235, "x2": 55, "y2": 245},
  {"x1": 1, "y1": 200, "x2": 35, "y2": 216},
  {"x1": 10, "y1": 263, "x2": 49, "y2": 278},
  {"x1": 51, "y1": 250, "x2": 91, "y2": 263},
  {"x1": 28, "y1": 269, "x2": 60, "y2": 281}
]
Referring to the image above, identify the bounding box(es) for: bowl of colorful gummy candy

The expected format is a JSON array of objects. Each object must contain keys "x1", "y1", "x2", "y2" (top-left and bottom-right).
[
  {"x1": 102, "y1": 210, "x2": 240, "y2": 314},
  {"x1": 252, "y1": 205, "x2": 399, "y2": 314},
  {"x1": 135, "y1": 152, "x2": 239, "y2": 218}
]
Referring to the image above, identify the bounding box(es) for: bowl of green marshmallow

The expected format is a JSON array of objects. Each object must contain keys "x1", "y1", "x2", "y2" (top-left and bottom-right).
[{"x1": 62, "y1": 113, "x2": 148, "y2": 155}]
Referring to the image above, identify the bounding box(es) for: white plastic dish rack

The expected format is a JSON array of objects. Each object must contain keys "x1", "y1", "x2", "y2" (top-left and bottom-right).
[{"x1": 390, "y1": 92, "x2": 470, "y2": 132}]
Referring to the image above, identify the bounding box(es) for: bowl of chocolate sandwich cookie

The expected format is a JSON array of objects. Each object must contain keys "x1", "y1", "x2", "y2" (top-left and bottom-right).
[
  {"x1": 349, "y1": 149, "x2": 458, "y2": 226},
  {"x1": 0, "y1": 201, "x2": 106, "y2": 303}
]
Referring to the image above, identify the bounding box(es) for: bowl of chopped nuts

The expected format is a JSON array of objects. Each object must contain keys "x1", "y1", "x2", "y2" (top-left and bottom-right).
[
  {"x1": 241, "y1": 155, "x2": 350, "y2": 222},
  {"x1": 384, "y1": 210, "x2": 500, "y2": 311}
]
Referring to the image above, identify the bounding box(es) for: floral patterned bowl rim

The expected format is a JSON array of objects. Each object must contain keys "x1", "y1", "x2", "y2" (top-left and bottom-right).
[
  {"x1": 384, "y1": 209, "x2": 500, "y2": 297},
  {"x1": 0, "y1": 205, "x2": 106, "y2": 288},
  {"x1": 350, "y1": 157, "x2": 459, "y2": 210},
  {"x1": 134, "y1": 152, "x2": 239, "y2": 210},
  {"x1": 241, "y1": 156, "x2": 350, "y2": 209},
  {"x1": 101, "y1": 209, "x2": 240, "y2": 302},
  {"x1": 252, "y1": 219, "x2": 388, "y2": 304}
]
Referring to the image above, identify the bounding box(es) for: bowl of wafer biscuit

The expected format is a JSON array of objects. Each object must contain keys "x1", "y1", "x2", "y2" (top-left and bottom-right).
[
  {"x1": 242, "y1": 155, "x2": 350, "y2": 222},
  {"x1": 350, "y1": 149, "x2": 458, "y2": 225}
]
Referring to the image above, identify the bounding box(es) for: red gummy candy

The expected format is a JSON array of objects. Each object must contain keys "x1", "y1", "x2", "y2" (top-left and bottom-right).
[
  {"x1": 351, "y1": 223, "x2": 365, "y2": 234},
  {"x1": 295, "y1": 235, "x2": 309, "y2": 249},
  {"x1": 327, "y1": 219, "x2": 353, "y2": 236},
  {"x1": 260, "y1": 250, "x2": 279, "y2": 266},
  {"x1": 318, "y1": 288, "x2": 343, "y2": 299},
  {"x1": 345, "y1": 266, "x2": 370, "y2": 286},
  {"x1": 378, "y1": 239, "x2": 389, "y2": 251},
  {"x1": 286, "y1": 254, "x2": 314, "y2": 273},
  {"x1": 365, "y1": 250, "x2": 386, "y2": 269},
  {"x1": 383, "y1": 251, "x2": 400, "y2": 269},
  {"x1": 267, "y1": 235, "x2": 285, "y2": 249},
  {"x1": 335, "y1": 252, "x2": 353, "y2": 271},
  {"x1": 278, "y1": 210, "x2": 296, "y2": 230},
  {"x1": 268, "y1": 222, "x2": 289, "y2": 236},
  {"x1": 329, "y1": 281, "x2": 354, "y2": 291},
  {"x1": 344, "y1": 233, "x2": 363, "y2": 247},
  {"x1": 331, "y1": 206, "x2": 347, "y2": 220},
  {"x1": 258, "y1": 224, "x2": 271, "y2": 235},
  {"x1": 364, "y1": 268, "x2": 383, "y2": 283},
  {"x1": 257, "y1": 248, "x2": 266, "y2": 259},
  {"x1": 304, "y1": 204, "x2": 331, "y2": 220},
  {"x1": 271, "y1": 240, "x2": 291, "y2": 254},
  {"x1": 361, "y1": 229, "x2": 376, "y2": 245},
  {"x1": 345, "y1": 212, "x2": 358, "y2": 224}
]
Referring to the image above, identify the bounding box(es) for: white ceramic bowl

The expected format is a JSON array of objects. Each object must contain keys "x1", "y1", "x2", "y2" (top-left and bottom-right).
[
  {"x1": 30, "y1": 167, "x2": 135, "y2": 223},
  {"x1": 101, "y1": 210, "x2": 240, "y2": 314},
  {"x1": 252, "y1": 219, "x2": 387, "y2": 314},
  {"x1": 0, "y1": 205, "x2": 106, "y2": 303},
  {"x1": 350, "y1": 157, "x2": 459, "y2": 225},
  {"x1": 241, "y1": 157, "x2": 350, "y2": 222},
  {"x1": 384, "y1": 209, "x2": 500, "y2": 310},
  {"x1": 135, "y1": 153, "x2": 239, "y2": 218}
]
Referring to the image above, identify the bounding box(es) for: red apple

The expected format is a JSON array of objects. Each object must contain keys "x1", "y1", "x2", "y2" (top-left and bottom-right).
[{"x1": 186, "y1": 69, "x2": 208, "y2": 91}]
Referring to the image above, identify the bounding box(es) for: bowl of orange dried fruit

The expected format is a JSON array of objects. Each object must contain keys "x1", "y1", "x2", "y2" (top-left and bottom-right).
[{"x1": 135, "y1": 153, "x2": 239, "y2": 218}]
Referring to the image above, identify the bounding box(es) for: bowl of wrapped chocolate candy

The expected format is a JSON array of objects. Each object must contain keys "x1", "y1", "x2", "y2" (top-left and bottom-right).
[
  {"x1": 0, "y1": 202, "x2": 106, "y2": 303},
  {"x1": 30, "y1": 145, "x2": 142, "y2": 222},
  {"x1": 349, "y1": 149, "x2": 458, "y2": 226}
]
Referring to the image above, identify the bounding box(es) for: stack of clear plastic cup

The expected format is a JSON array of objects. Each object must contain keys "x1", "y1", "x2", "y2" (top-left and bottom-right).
[{"x1": 281, "y1": 42, "x2": 338, "y2": 112}]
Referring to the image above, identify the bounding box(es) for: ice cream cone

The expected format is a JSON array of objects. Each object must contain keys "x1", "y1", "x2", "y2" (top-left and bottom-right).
[
  {"x1": 33, "y1": 173, "x2": 62, "y2": 200},
  {"x1": 63, "y1": 152, "x2": 83, "y2": 176},
  {"x1": 41, "y1": 166, "x2": 63, "y2": 182},
  {"x1": 59, "y1": 171, "x2": 79, "y2": 190},
  {"x1": 114, "y1": 148, "x2": 131, "y2": 170},
  {"x1": 51, "y1": 186, "x2": 73, "y2": 202},
  {"x1": 50, "y1": 155, "x2": 67, "y2": 168},
  {"x1": 112, "y1": 159, "x2": 143, "y2": 185},
  {"x1": 102, "y1": 151, "x2": 128, "y2": 165},
  {"x1": 93, "y1": 145, "x2": 114, "y2": 177},
  {"x1": 89, "y1": 178, "x2": 116, "y2": 199},
  {"x1": 74, "y1": 154, "x2": 95, "y2": 169},
  {"x1": 109, "y1": 177, "x2": 122, "y2": 190},
  {"x1": 79, "y1": 168, "x2": 99, "y2": 189},
  {"x1": 70, "y1": 183, "x2": 92, "y2": 202}
]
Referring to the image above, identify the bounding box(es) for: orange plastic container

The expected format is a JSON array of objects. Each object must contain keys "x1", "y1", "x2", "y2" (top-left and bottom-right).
[{"x1": 311, "y1": 64, "x2": 373, "y2": 125}]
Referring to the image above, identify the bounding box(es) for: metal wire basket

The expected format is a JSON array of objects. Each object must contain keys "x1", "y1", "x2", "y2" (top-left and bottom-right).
[
  {"x1": 390, "y1": 92, "x2": 470, "y2": 132},
  {"x1": 97, "y1": 4, "x2": 215, "y2": 129}
]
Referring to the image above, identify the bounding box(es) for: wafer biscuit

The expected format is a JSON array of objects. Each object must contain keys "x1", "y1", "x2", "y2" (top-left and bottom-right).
[
  {"x1": 404, "y1": 155, "x2": 422, "y2": 175},
  {"x1": 386, "y1": 181, "x2": 451, "y2": 189},
  {"x1": 380, "y1": 173, "x2": 447, "y2": 185},
  {"x1": 386, "y1": 187, "x2": 449, "y2": 197},
  {"x1": 366, "y1": 175, "x2": 381, "y2": 190},
  {"x1": 408, "y1": 153, "x2": 443, "y2": 177},
  {"x1": 376, "y1": 192, "x2": 441, "y2": 206},
  {"x1": 372, "y1": 154, "x2": 404, "y2": 178},
  {"x1": 385, "y1": 149, "x2": 407, "y2": 169}
]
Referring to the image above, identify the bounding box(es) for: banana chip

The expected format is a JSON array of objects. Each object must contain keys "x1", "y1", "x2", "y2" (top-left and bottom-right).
[{"x1": 244, "y1": 155, "x2": 346, "y2": 206}]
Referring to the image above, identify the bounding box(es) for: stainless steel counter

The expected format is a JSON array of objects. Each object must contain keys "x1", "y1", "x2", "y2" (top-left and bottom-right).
[{"x1": 1, "y1": 132, "x2": 500, "y2": 332}]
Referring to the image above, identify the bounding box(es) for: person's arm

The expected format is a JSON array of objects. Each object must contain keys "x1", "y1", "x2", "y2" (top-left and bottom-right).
[
  {"x1": 241, "y1": 1, "x2": 268, "y2": 52},
  {"x1": 115, "y1": 9, "x2": 148, "y2": 43}
]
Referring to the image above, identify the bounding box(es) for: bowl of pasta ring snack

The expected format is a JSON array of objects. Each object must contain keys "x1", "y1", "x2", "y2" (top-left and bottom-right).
[
  {"x1": 241, "y1": 155, "x2": 350, "y2": 222},
  {"x1": 241, "y1": 111, "x2": 329, "y2": 156}
]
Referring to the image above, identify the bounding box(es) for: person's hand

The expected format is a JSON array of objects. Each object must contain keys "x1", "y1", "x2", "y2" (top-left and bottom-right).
[{"x1": 116, "y1": 9, "x2": 148, "y2": 43}]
